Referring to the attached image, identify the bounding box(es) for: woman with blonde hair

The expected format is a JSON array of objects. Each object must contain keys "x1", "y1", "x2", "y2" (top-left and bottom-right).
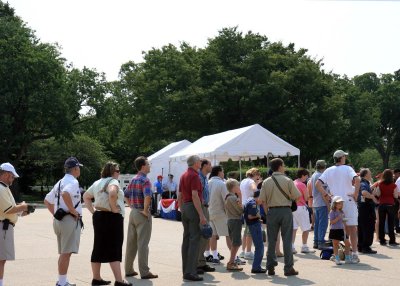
[{"x1": 83, "y1": 162, "x2": 131, "y2": 286}]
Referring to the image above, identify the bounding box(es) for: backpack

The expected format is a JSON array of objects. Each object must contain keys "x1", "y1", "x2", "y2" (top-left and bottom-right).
[{"x1": 320, "y1": 247, "x2": 334, "y2": 260}]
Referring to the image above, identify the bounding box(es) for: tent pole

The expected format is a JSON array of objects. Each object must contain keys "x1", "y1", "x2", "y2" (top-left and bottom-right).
[
  {"x1": 239, "y1": 157, "x2": 242, "y2": 181},
  {"x1": 298, "y1": 155, "x2": 300, "y2": 168}
]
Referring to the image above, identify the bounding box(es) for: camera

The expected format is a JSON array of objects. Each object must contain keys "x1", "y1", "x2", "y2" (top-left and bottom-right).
[{"x1": 27, "y1": 205, "x2": 35, "y2": 214}]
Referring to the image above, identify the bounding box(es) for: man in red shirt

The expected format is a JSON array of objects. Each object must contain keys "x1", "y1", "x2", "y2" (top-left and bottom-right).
[{"x1": 178, "y1": 155, "x2": 207, "y2": 281}]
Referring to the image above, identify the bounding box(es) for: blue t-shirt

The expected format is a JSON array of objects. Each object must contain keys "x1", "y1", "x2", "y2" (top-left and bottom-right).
[
  {"x1": 244, "y1": 198, "x2": 260, "y2": 225},
  {"x1": 312, "y1": 171, "x2": 329, "y2": 207},
  {"x1": 154, "y1": 181, "x2": 163, "y2": 194}
]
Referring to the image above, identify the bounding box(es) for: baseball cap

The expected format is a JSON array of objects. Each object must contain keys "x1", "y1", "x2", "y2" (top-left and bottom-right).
[
  {"x1": 200, "y1": 223, "x2": 213, "y2": 239},
  {"x1": 331, "y1": 195, "x2": 344, "y2": 207},
  {"x1": 315, "y1": 160, "x2": 326, "y2": 169},
  {"x1": 333, "y1": 150, "x2": 348, "y2": 159},
  {"x1": 0, "y1": 162, "x2": 20, "y2": 178},
  {"x1": 64, "y1": 157, "x2": 83, "y2": 169},
  {"x1": 157, "y1": 175, "x2": 163, "y2": 179}
]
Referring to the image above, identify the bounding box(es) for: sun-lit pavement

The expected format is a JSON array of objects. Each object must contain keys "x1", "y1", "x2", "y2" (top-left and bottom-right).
[{"x1": 8, "y1": 207, "x2": 400, "y2": 286}]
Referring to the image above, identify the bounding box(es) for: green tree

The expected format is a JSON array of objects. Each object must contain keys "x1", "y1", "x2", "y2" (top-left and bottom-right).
[{"x1": 351, "y1": 72, "x2": 400, "y2": 168}]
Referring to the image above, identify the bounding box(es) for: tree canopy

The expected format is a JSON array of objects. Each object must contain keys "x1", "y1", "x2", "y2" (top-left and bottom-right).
[{"x1": 1, "y1": 1, "x2": 400, "y2": 195}]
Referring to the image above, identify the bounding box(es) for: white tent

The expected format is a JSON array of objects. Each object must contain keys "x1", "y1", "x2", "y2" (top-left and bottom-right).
[
  {"x1": 169, "y1": 124, "x2": 300, "y2": 167},
  {"x1": 147, "y1": 140, "x2": 191, "y2": 187}
]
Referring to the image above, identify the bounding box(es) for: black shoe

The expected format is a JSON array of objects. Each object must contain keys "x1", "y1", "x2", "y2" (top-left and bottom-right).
[
  {"x1": 251, "y1": 268, "x2": 267, "y2": 274},
  {"x1": 389, "y1": 241, "x2": 399, "y2": 246},
  {"x1": 205, "y1": 255, "x2": 213, "y2": 262},
  {"x1": 198, "y1": 265, "x2": 215, "y2": 272},
  {"x1": 196, "y1": 268, "x2": 204, "y2": 274},
  {"x1": 141, "y1": 272, "x2": 158, "y2": 279},
  {"x1": 284, "y1": 268, "x2": 299, "y2": 276},
  {"x1": 313, "y1": 244, "x2": 318, "y2": 249},
  {"x1": 92, "y1": 279, "x2": 111, "y2": 285},
  {"x1": 362, "y1": 248, "x2": 377, "y2": 254},
  {"x1": 125, "y1": 271, "x2": 138, "y2": 277},
  {"x1": 114, "y1": 281, "x2": 132, "y2": 286},
  {"x1": 267, "y1": 267, "x2": 275, "y2": 276},
  {"x1": 218, "y1": 253, "x2": 224, "y2": 260},
  {"x1": 183, "y1": 274, "x2": 203, "y2": 281}
]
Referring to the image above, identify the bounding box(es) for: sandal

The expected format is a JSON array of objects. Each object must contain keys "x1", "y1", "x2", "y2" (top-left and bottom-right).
[{"x1": 227, "y1": 262, "x2": 243, "y2": 271}]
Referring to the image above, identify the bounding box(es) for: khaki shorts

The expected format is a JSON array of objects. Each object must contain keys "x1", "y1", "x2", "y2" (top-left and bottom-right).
[
  {"x1": 243, "y1": 220, "x2": 251, "y2": 236},
  {"x1": 0, "y1": 222, "x2": 15, "y2": 260},
  {"x1": 53, "y1": 215, "x2": 81, "y2": 254},
  {"x1": 209, "y1": 216, "x2": 229, "y2": 237},
  {"x1": 228, "y1": 219, "x2": 242, "y2": 247}
]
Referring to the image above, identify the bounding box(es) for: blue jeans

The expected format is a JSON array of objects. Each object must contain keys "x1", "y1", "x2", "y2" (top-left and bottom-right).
[
  {"x1": 248, "y1": 221, "x2": 264, "y2": 270},
  {"x1": 314, "y1": 206, "x2": 328, "y2": 246}
]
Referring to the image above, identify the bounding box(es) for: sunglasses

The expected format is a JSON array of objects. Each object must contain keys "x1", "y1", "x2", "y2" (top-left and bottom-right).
[{"x1": 115, "y1": 170, "x2": 120, "y2": 173}]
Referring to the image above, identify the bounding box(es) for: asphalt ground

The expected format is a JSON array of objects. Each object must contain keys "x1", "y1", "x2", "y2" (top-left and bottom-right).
[{"x1": 7, "y1": 207, "x2": 400, "y2": 286}]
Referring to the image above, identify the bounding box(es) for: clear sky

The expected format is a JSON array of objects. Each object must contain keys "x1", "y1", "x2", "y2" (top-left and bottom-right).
[{"x1": 6, "y1": 0, "x2": 400, "y2": 81}]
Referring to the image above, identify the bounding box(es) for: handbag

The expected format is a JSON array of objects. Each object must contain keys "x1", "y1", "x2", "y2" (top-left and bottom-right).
[
  {"x1": 271, "y1": 175, "x2": 297, "y2": 212},
  {"x1": 94, "y1": 179, "x2": 113, "y2": 211}
]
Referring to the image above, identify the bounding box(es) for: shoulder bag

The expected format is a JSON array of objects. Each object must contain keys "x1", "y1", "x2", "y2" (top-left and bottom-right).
[
  {"x1": 271, "y1": 175, "x2": 297, "y2": 212},
  {"x1": 94, "y1": 178, "x2": 114, "y2": 211}
]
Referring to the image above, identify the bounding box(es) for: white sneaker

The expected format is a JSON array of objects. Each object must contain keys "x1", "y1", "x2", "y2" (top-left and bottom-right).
[
  {"x1": 239, "y1": 251, "x2": 245, "y2": 258},
  {"x1": 335, "y1": 259, "x2": 342, "y2": 265},
  {"x1": 56, "y1": 283, "x2": 76, "y2": 286},
  {"x1": 235, "y1": 256, "x2": 246, "y2": 265},
  {"x1": 244, "y1": 252, "x2": 254, "y2": 259},
  {"x1": 292, "y1": 248, "x2": 297, "y2": 254},
  {"x1": 352, "y1": 254, "x2": 360, "y2": 263},
  {"x1": 301, "y1": 246, "x2": 316, "y2": 253}
]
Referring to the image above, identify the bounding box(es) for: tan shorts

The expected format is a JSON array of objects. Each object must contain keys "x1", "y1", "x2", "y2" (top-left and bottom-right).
[
  {"x1": 53, "y1": 215, "x2": 81, "y2": 254},
  {"x1": 209, "y1": 216, "x2": 229, "y2": 237},
  {"x1": 0, "y1": 222, "x2": 15, "y2": 260}
]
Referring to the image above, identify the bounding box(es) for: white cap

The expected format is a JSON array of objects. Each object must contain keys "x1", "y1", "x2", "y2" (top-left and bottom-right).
[
  {"x1": 0, "y1": 162, "x2": 20, "y2": 178},
  {"x1": 331, "y1": 195, "x2": 344, "y2": 207},
  {"x1": 333, "y1": 150, "x2": 348, "y2": 159}
]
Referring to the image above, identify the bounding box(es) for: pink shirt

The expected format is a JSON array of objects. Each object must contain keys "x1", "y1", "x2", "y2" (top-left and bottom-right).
[{"x1": 294, "y1": 179, "x2": 307, "y2": 206}]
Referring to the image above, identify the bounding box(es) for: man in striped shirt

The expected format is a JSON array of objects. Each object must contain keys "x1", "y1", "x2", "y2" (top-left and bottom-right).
[{"x1": 124, "y1": 156, "x2": 158, "y2": 280}]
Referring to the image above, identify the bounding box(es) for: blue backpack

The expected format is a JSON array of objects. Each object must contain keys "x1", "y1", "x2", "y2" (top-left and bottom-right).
[{"x1": 320, "y1": 247, "x2": 334, "y2": 260}]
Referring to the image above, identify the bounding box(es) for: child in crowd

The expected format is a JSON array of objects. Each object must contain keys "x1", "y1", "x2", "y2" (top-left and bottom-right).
[
  {"x1": 224, "y1": 179, "x2": 244, "y2": 271},
  {"x1": 329, "y1": 196, "x2": 352, "y2": 265},
  {"x1": 244, "y1": 190, "x2": 265, "y2": 273}
]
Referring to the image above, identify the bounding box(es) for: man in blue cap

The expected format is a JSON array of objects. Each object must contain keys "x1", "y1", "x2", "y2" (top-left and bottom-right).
[{"x1": 45, "y1": 157, "x2": 83, "y2": 286}]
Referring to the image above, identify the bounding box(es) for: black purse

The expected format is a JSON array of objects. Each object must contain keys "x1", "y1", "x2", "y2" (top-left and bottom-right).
[
  {"x1": 271, "y1": 175, "x2": 297, "y2": 212},
  {"x1": 54, "y1": 182, "x2": 68, "y2": 221}
]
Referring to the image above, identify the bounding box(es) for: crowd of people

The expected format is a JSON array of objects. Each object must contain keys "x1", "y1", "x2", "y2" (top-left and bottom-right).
[
  {"x1": 1, "y1": 149, "x2": 400, "y2": 285},
  {"x1": 176, "y1": 150, "x2": 400, "y2": 281}
]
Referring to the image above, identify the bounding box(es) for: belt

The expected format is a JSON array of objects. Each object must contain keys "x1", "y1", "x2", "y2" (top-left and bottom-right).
[
  {"x1": 0, "y1": 220, "x2": 15, "y2": 227},
  {"x1": 269, "y1": 206, "x2": 290, "y2": 209}
]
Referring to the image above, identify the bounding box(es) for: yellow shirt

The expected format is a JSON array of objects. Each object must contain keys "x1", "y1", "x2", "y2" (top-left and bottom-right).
[
  {"x1": 260, "y1": 172, "x2": 301, "y2": 208},
  {"x1": 0, "y1": 182, "x2": 18, "y2": 224}
]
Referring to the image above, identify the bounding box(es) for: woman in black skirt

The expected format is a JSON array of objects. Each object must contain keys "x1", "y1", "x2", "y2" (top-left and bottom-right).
[{"x1": 84, "y1": 162, "x2": 131, "y2": 286}]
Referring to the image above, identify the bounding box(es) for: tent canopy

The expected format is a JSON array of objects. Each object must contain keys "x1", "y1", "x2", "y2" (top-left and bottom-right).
[
  {"x1": 169, "y1": 124, "x2": 300, "y2": 162},
  {"x1": 147, "y1": 140, "x2": 191, "y2": 186}
]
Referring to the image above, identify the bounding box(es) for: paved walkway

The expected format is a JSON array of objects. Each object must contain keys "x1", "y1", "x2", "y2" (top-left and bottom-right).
[{"x1": 7, "y1": 208, "x2": 400, "y2": 285}]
